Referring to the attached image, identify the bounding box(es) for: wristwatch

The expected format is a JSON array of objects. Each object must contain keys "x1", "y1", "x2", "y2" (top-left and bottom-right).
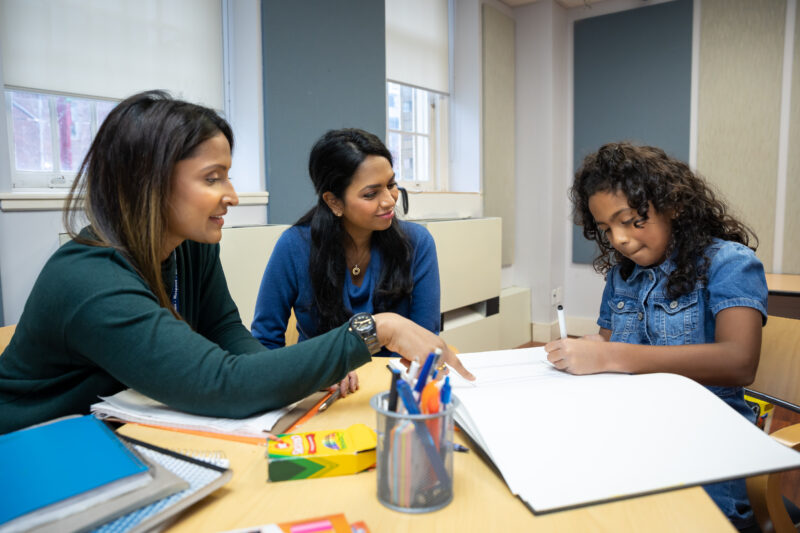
[{"x1": 348, "y1": 312, "x2": 381, "y2": 355}]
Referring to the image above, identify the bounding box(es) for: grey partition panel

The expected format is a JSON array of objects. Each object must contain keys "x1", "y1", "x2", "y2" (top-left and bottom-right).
[
  {"x1": 572, "y1": 0, "x2": 693, "y2": 264},
  {"x1": 261, "y1": 0, "x2": 386, "y2": 224}
]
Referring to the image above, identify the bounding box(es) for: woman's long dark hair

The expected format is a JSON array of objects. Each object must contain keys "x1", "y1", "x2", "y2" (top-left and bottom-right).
[
  {"x1": 570, "y1": 142, "x2": 757, "y2": 298},
  {"x1": 64, "y1": 90, "x2": 233, "y2": 317},
  {"x1": 297, "y1": 128, "x2": 413, "y2": 333}
]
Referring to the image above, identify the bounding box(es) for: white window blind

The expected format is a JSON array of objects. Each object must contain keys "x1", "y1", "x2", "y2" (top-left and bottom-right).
[
  {"x1": 0, "y1": 0, "x2": 223, "y2": 109},
  {"x1": 385, "y1": 0, "x2": 449, "y2": 94}
]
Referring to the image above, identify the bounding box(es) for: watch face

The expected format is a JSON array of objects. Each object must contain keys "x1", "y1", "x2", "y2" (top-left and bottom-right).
[
  {"x1": 351, "y1": 313, "x2": 374, "y2": 333},
  {"x1": 350, "y1": 313, "x2": 379, "y2": 355}
]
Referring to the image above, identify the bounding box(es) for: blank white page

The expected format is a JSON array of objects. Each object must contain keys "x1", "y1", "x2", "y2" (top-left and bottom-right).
[{"x1": 451, "y1": 348, "x2": 800, "y2": 512}]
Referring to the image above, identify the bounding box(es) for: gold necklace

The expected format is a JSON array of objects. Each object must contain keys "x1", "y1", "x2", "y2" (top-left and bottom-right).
[{"x1": 349, "y1": 248, "x2": 369, "y2": 278}]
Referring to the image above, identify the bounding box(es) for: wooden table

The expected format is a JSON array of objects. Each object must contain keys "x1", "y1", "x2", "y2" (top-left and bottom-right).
[
  {"x1": 765, "y1": 273, "x2": 800, "y2": 319},
  {"x1": 120, "y1": 361, "x2": 734, "y2": 533}
]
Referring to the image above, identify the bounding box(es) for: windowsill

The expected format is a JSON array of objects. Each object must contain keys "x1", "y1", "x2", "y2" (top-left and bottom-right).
[
  {"x1": 404, "y1": 190, "x2": 481, "y2": 195},
  {"x1": 0, "y1": 191, "x2": 270, "y2": 212},
  {"x1": 401, "y1": 191, "x2": 483, "y2": 221},
  {"x1": 0, "y1": 191, "x2": 71, "y2": 212}
]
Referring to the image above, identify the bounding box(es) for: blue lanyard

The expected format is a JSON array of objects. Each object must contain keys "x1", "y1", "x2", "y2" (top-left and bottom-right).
[{"x1": 171, "y1": 251, "x2": 179, "y2": 313}]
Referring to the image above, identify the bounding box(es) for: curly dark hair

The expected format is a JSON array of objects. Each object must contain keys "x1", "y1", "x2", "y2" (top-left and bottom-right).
[{"x1": 570, "y1": 142, "x2": 757, "y2": 298}]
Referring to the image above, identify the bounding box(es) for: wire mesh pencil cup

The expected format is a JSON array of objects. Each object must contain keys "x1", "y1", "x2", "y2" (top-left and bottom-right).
[{"x1": 371, "y1": 391, "x2": 456, "y2": 513}]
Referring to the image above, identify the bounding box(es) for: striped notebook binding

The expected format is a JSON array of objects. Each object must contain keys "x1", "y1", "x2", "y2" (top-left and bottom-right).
[{"x1": 95, "y1": 439, "x2": 232, "y2": 533}]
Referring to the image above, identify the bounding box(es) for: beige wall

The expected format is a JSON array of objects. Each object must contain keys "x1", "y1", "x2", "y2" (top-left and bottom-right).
[
  {"x1": 784, "y1": 4, "x2": 800, "y2": 273},
  {"x1": 482, "y1": 4, "x2": 516, "y2": 267},
  {"x1": 696, "y1": 0, "x2": 786, "y2": 273}
]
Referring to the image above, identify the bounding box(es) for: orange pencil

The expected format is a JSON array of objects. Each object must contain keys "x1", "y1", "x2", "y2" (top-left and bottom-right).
[
  {"x1": 284, "y1": 390, "x2": 335, "y2": 434},
  {"x1": 131, "y1": 422, "x2": 267, "y2": 445}
]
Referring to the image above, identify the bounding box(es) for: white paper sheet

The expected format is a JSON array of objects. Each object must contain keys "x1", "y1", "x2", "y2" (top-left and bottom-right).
[
  {"x1": 91, "y1": 389, "x2": 293, "y2": 438},
  {"x1": 450, "y1": 347, "x2": 800, "y2": 513}
]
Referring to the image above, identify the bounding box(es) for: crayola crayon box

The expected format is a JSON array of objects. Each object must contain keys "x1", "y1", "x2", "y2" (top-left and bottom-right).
[
  {"x1": 267, "y1": 423, "x2": 377, "y2": 481},
  {"x1": 744, "y1": 394, "x2": 775, "y2": 432}
]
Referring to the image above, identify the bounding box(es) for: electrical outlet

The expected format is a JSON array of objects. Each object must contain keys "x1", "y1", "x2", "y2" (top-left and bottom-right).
[{"x1": 551, "y1": 286, "x2": 563, "y2": 306}]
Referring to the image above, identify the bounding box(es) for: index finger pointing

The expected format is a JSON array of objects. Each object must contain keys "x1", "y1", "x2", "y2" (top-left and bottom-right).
[{"x1": 442, "y1": 350, "x2": 475, "y2": 381}]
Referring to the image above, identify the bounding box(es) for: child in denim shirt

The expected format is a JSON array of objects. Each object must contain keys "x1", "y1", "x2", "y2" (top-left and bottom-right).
[{"x1": 545, "y1": 142, "x2": 767, "y2": 530}]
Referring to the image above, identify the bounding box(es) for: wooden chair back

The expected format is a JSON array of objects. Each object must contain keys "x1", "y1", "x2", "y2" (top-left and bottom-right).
[
  {"x1": 0, "y1": 324, "x2": 16, "y2": 353},
  {"x1": 745, "y1": 315, "x2": 800, "y2": 533},
  {"x1": 749, "y1": 315, "x2": 800, "y2": 407},
  {"x1": 285, "y1": 310, "x2": 299, "y2": 347}
]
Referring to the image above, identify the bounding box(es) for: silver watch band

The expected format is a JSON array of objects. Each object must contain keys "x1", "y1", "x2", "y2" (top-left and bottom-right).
[{"x1": 349, "y1": 312, "x2": 381, "y2": 355}]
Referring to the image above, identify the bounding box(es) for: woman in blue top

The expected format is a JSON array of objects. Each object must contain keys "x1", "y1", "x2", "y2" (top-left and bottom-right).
[
  {"x1": 252, "y1": 129, "x2": 441, "y2": 396},
  {"x1": 546, "y1": 142, "x2": 767, "y2": 530}
]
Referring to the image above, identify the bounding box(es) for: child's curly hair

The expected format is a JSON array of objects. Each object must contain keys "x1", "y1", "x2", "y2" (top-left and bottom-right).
[{"x1": 570, "y1": 142, "x2": 757, "y2": 298}]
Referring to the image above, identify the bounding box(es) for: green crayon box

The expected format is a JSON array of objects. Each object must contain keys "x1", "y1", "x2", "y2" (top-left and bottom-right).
[{"x1": 267, "y1": 423, "x2": 377, "y2": 481}]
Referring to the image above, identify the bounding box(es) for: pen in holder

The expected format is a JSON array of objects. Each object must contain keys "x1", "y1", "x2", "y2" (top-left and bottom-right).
[{"x1": 370, "y1": 391, "x2": 456, "y2": 513}]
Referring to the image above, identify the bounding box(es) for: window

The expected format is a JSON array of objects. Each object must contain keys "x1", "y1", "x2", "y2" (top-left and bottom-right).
[
  {"x1": 5, "y1": 89, "x2": 117, "y2": 190},
  {"x1": 386, "y1": 81, "x2": 449, "y2": 191}
]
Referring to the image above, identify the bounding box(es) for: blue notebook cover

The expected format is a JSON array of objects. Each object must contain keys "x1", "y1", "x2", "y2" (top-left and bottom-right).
[{"x1": 0, "y1": 415, "x2": 149, "y2": 525}]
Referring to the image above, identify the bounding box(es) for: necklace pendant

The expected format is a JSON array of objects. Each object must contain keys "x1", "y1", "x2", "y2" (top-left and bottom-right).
[{"x1": 351, "y1": 264, "x2": 361, "y2": 277}]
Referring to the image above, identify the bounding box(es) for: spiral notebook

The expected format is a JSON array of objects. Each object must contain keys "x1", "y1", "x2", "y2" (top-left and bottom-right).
[
  {"x1": 32, "y1": 454, "x2": 188, "y2": 533},
  {"x1": 92, "y1": 437, "x2": 232, "y2": 533}
]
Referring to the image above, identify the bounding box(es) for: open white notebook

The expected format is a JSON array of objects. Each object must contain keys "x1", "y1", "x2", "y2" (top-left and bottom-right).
[
  {"x1": 91, "y1": 389, "x2": 293, "y2": 439},
  {"x1": 449, "y1": 347, "x2": 800, "y2": 513}
]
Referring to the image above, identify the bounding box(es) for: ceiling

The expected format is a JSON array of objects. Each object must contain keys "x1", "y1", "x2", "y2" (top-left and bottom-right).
[{"x1": 500, "y1": 0, "x2": 607, "y2": 8}]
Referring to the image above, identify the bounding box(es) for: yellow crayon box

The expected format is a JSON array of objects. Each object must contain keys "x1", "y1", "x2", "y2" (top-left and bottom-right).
[
  {"x1": 744, "y1": 394, "x2": 775, "y2": 432},
  {"x1": 267, "y1": 423, "x2": 377, "y2": 481}
]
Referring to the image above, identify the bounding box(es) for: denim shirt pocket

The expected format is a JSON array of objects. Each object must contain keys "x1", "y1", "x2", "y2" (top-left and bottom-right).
[
  {"x1": 607, "y1": 295, "x2": 639, "y2": 342},
  {"x1": 652, "y1": 291, "x2": 700, "y2": 344}
]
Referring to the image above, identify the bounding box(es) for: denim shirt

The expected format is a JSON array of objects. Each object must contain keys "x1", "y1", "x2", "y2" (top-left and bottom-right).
[{"x1": 597, "y1": 238, "x2": 767, "y2": 526}]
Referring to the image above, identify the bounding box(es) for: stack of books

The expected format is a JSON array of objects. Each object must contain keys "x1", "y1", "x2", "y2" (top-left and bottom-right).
[{"x1": 0, "y1": 415, "x2": 231, "y2": 532}]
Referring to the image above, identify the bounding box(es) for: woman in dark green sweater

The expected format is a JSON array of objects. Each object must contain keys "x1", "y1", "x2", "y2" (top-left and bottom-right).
[{"x1": 0, "y1": 91, "x2": 473, "y2": 434}]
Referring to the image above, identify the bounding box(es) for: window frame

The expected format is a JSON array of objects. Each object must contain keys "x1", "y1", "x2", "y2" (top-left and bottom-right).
[
  {"x1": 386, "y1": 80, "x2": 449, "y2": 192},
  {"x1": 4, "y1": 87, "x2": 117, "y2": 191}
]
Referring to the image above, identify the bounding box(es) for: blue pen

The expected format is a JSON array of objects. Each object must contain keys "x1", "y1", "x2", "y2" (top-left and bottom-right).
[
  {"x1": 440, "y1": 376, "x2": 451, "y2": 405},
  {"x1": 397, "y1": 379, "x2": 420, "y2": 413},
  {"x1": 414, "y1": 352, "x2": 436, "y2": 396},
  {"x1": 388, "y1": 367, "x2": 400, "y2": 412},
  {"x1": 395, "y1": 380, "x2": 452, "y2": 487}
]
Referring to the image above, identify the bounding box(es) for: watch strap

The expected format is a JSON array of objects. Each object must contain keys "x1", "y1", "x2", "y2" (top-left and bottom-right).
[{"x1": 349, "y1": 312, "x2": 381, "y2": 355}]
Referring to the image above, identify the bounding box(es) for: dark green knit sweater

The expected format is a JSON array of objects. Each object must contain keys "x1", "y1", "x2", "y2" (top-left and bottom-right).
[{"x1": 0, "y1": 233, "x2": 370, "y2": 434}]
